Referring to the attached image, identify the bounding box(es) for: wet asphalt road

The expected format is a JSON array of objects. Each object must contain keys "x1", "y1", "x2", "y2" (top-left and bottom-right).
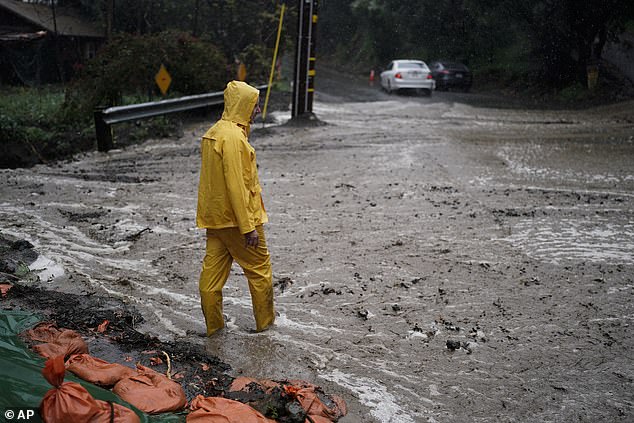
[{"x1": 1, "y1": 73, "x2": 633, "y2": 422}]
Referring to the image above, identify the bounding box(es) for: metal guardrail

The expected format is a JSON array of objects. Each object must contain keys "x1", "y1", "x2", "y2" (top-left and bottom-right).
[{"x1": 94, "y1": 84, "x2": 268, "y2": 152}]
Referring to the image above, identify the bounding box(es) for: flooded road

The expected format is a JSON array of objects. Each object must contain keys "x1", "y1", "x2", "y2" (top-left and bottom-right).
[{"x1": 1, "y1": 82, "x2": 633, "y2": 422}]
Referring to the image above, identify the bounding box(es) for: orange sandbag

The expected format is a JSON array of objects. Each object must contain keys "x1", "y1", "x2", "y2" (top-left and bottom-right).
[
  {"x1": 284, "y1": 382, "x2": 347, "y2": 421},
  {"x1": 227, "y1": 377, "x2": 347, "y2": 422},
  {"x1": 113, "y1": 364, "x2": 187, "y2": 414},
  {"x1": 66, "y1": 354, "x2": 136, "y2": 387},
  {"x1": 229, "y1": 376, "x2": 280, "y2": 392},
  {"x1": 25, "y1": 322, "x2": 88, "y2": 360},
  {"x1": 25, "y1": 322, "x2": 64, "y2": 342},
  {"x1": 92, "y1": 400, "x2": 141, "y2": 423},
  {"x1": 0, "y1": 283, "x2": 12, "y2": 297},
  {"x1": 40, "y1": 356, "x2": 140, "y2": 423},
  {"x1": 186, "y1": 395, "x2": 276, "y2": 423},
  {"x1": 40, "y1": 355, "x2": 100, "y2": 422}
]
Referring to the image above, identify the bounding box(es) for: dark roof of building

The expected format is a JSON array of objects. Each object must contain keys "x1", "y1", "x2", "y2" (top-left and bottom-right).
[{"x1": 0, "y1": 0, "x2": 104, "y2": 38}]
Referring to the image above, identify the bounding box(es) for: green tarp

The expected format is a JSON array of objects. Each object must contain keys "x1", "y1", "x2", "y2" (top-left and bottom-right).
[{"x1": 0, "y1": 309, "x2": 186, "y2": 422}]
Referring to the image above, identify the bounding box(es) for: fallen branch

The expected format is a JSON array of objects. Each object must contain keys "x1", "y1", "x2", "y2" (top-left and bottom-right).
[
  {"x1": 125, "y1": 227, "x2": 151, "y2": 242},
  {"x1": 162, "y1": 351, "x2": 172, "y2": 379},
  {"x1": 25, "y1": 139, "x2": 47, "y2": 164},
  {"x1": 0, "y1": 271, "x2": 20, "y2": 281}
]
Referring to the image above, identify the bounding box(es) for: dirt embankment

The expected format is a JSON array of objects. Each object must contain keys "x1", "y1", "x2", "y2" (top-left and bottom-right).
[
  {"x1": 1, "y1": 233, "x2": 232, "y2": 399},
  {"x1": 2, "y1": 233, "x2": 348, "y2": 423}
]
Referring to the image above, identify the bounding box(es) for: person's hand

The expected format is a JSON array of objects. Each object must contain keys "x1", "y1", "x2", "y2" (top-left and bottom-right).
[{"x1": 245, "y1": 229, "x2": 259, "y2": 248}]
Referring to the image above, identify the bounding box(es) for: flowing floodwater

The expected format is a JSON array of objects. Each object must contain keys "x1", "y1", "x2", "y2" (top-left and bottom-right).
[
  {"x1": 502, "y1": 214, "x2": 634, "y2": 264},
  {"x1": 1, "y1": 89, "x2": 633, "y2": 422}
]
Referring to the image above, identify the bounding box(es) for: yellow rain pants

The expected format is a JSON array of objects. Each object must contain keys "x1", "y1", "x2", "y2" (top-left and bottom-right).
[{"x1": 199, "y1": 225, "x2": 275, "y2": 336}]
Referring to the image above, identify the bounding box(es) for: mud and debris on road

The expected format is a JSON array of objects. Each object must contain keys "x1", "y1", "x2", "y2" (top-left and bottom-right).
[
  {"x1": 1, "y1": 231, "x2": 229, "y2": 397},
  {"x1": 1, "y1": 72, "x2": 634, "y2": 422},
  {"x1": 2, "y1": 236, "x2": 349, "y2": 423}
]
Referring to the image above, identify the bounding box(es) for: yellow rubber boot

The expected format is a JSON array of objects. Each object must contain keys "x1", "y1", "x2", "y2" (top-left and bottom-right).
[
  {"x1": 199, "y1": 232, "x2": 232, "y2": 336},
  {"x1": 223, "y1": 225, "x2": 275, "y2": 332},
  {"x1": 199, "y1": 226, "x2": 275, "y2": 335}
]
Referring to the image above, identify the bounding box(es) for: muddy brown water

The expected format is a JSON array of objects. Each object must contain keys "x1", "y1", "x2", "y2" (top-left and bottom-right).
[{"x1": 1, "y1": 78, "x2": 633, "y2": 422}]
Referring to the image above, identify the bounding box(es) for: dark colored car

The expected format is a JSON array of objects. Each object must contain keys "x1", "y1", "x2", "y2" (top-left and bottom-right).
[{"x1": 429, "y1": 61, "x2": 473, "y2": 92}]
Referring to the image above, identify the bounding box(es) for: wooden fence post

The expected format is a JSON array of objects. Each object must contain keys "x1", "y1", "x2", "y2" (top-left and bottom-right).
[{"x1": 94, "y1": 107, "x2": 113, "y2": 152}]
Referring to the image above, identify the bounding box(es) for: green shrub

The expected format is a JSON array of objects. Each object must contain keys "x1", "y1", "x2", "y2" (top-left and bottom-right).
[
  {"x1": 238, "y1": 44, "x2": 272, "y2": 84},
  {"x1": 2, "y1": 32, "x2": 272, "y2": 168},
  {"x1": 62, "y1": 30, "x2": 228, "y2": 124},
  {"x1": 557, "y1": 82, "x2": 591, "y2": 103},
  {"x1": 0, "y1": 86, "x2": 64, "y2": 124},
  {"x1": 0, "y1": 87, "x2": 81, "y2": 168}
]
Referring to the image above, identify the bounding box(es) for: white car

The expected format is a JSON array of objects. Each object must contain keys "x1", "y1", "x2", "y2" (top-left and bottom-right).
[{"x1": 380, "y1": 59, "x2": 435, "y2": 96}]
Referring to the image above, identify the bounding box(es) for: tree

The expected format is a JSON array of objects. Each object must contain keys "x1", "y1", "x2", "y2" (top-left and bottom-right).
[
  {"x1": 106, "y1": 0, "x2": 114, "y2": 40},
  {"x1": 501, "y1": 0, "x2": 634, "y2": 87},
  {"x1": 319, "y1": 0, "x2": 634, "y2": 88}
]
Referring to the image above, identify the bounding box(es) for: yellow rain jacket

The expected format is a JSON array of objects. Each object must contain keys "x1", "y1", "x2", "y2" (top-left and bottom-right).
[{"x1": 196, "y1": 81, "x2": 268, "y2": 234}]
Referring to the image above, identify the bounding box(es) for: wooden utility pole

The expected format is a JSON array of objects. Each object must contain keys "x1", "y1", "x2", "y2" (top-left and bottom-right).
[
  {"x1": 106, "y1": 0, "x2": 115, "y2": 40},
  {"x1": 292, "y1": 0, "x2": 318, "y2": 117},
  {"x1": 193, "y1": 0, "x2": 200, "y2": 37},
  {"x1": 50, "y1": 0, "x2": 65, "y2": 82}
]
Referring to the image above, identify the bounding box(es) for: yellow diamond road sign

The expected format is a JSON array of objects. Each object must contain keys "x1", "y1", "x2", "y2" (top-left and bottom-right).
[{"x1": 155, "y1": 64, "x2": 172, "y2": 95}]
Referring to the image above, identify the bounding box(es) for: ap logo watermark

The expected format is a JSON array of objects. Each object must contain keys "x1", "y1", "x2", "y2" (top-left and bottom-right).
[{"x1": 2, "y1": 408, "x2": 40, "y2": 422}]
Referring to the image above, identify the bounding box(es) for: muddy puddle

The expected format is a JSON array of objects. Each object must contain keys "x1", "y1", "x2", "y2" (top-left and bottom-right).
[{"x1": 1, "y1": 87, "x2": 634, "y2": 422}]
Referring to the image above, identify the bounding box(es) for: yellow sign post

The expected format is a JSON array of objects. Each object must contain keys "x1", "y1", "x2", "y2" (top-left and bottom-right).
[
  {"x1": 262, "y1": 2, "x2": 286, "y2": 121},
  {"x1": 237, "y1": 62, "x2": 247, "y2": 81},
  {"x1": 155, "y1": 64, "x2": 172, "y2": 96},
  {"x1": 587, "y1": 64, "x2": 599, "y2": 90}
]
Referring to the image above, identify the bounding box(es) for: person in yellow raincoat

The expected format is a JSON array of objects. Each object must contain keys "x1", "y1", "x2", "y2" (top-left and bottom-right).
[{"x1": 196, "y1": 80, "x2": 275, "y2": 336}]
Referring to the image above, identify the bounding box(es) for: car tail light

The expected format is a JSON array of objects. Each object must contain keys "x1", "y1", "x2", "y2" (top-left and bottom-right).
[
  {"x1": 427, "y1": 74, "x2": 433, "y2": 79},
  {"x1": 441, "y1": 70, "x2": 450, "y2": 74},
  {"x1": 395, "y1": 72, "x2": 402, "y2": 79}
]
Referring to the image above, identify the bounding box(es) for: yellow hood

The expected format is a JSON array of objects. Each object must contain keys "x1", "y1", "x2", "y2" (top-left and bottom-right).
[{"x1": 221, "y1": 81, "x2": 259, "y2": 127}]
